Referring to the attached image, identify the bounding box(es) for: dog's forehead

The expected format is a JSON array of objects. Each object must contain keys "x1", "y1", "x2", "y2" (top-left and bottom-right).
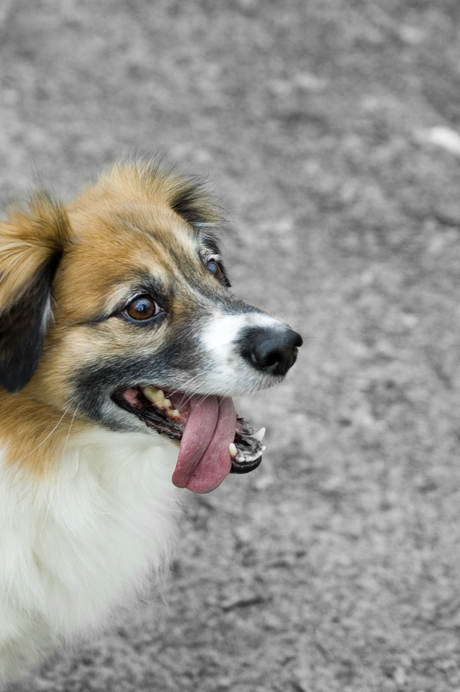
[
  {"x1": 55, "y1": 198, "x2": 210, "y2": 318},
  {"x1": 74, "y1": 195, "x2": 200, "y2": 258}
]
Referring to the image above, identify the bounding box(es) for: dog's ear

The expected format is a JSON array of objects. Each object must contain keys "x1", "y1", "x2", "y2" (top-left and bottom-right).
[
  {"x1": 168, "y1": 176, "x2": 220, "y2": 230},
  {"x1": 0, "y1": 192, "x2": 69, "y2": 393}
]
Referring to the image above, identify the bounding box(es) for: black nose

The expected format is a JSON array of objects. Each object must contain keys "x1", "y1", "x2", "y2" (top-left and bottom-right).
[{"x1": 239, "y1": 326, "x2": 303, "y2": 377}]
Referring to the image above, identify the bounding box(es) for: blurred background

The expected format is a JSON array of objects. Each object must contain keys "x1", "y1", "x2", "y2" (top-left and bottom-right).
[{"x1": 3, "y1": 1, "x2": 460, "y2": 690}]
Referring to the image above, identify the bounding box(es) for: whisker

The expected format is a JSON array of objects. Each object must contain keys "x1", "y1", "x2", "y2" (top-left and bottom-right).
[
  {"x1": 277, "y1": 301, "x2": 298, "y2": 323},
  {"x1": 0, "y1": 405, "x2": 73, "y2": 512},
  {"x1": 168, "y1": 373, "x2": 204, "y2": 405},
  {"x1": 63, "y1": 405, "x2": 79, "y2": 453},
  {"x1": 17, "y1": 405, "x2": 72, "y2": 461}
]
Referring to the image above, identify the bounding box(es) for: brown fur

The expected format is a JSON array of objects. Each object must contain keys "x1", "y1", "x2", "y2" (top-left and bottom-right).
[
  {"x1": 0, "y1": 193, "x2": 69, "y2": 309},
  {"x1": 0, "y1": 160, "x2": 223, "y2": 476}
]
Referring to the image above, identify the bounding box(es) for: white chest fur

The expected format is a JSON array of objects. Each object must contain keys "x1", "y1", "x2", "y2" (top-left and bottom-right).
[{"x1": 0, "y1": 428, "x2": 180, "y2": 682}]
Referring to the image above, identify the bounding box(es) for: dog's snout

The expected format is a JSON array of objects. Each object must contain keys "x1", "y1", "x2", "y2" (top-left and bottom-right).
[{"x1": 240, "y1": 326, "x2": 302, "y2": 377}]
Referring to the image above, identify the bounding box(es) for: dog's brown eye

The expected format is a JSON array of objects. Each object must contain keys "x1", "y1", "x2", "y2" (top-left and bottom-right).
[
  {"x1": 200, "y1": 252, "x2": 231, "y2": 287},
  {"x1": 206, "y1": 258, "x2": 223, "y2": 281},
  {"x1": 124, "y1": 295, "x2": 159, "y2": 321}
]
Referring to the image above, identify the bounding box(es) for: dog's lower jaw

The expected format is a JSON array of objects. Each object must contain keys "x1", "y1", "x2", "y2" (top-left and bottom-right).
[{"x1": 0, "y1": 427, "x2": 180, "y2": 683}]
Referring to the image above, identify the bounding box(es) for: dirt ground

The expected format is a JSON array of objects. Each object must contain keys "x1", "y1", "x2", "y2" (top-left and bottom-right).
[{"x1": 3, "y1": 0, "x2": 460, "y2": 690}]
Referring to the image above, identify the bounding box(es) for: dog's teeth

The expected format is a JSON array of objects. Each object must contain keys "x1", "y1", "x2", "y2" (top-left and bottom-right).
[
  {"x1": 261, "y1": 445, "x2": 266, "y2": 452},
  {"x1": 229, "y1": 443, "x2": 238, "y2": 458},
  {"x1": 253, "y1": 427, "x2": 266, "y2": 442},
  {"x1": 163, "y1": 398, "x2": 171, "y2": 408},
  {"x1": 142, "y1": 385, "x2": 161, "y2": 400},
  {"x1": 143, "y1": 386, "x2": 165, "y2": 405},
  {"x1": 171, "y1": 409, "x2": 180, "y2": 417}
]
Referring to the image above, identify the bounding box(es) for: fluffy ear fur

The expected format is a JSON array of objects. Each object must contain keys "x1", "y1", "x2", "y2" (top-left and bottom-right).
[{"x1": 0, "y1": 192, "x2": 69, "y2": 393}]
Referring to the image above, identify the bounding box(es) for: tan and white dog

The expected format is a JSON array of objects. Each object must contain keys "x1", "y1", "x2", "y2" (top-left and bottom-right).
[{"x1": 0, "y1": 159, "x2": 301, "y2": 683}]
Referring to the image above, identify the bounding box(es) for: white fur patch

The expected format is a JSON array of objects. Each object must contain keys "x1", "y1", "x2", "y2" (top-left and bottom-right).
[
  {"x1": 199, "y1": 312, "x2": 286, "y2": 395},
  {"x1": 0, "y1": 429, "x2": 180, "y2": 682}
]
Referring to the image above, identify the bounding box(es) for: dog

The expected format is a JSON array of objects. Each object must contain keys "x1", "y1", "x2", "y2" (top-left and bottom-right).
[{"x1": 0, "y1": 159, "x2": 302, "y2": 683}]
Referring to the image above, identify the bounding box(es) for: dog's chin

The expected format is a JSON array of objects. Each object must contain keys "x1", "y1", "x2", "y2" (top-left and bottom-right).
[{"x1": 111, "y1": 384, "x2": 265, "y2": 486}]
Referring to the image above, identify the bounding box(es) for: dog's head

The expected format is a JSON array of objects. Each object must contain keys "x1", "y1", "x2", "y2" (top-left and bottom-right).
[{"x1": 0, "y1": 160, "x2": 301, "y2": 492}]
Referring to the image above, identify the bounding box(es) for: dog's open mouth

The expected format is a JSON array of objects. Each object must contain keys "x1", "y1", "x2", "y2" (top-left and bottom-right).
[{"x1": 112, "y1": 385, "x2": 265, "y2": 494}]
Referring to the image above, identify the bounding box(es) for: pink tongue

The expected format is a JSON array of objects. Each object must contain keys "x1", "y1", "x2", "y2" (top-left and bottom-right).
[{"x1": 171, "y1": 395, "x2": 236, "y2": 494}]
